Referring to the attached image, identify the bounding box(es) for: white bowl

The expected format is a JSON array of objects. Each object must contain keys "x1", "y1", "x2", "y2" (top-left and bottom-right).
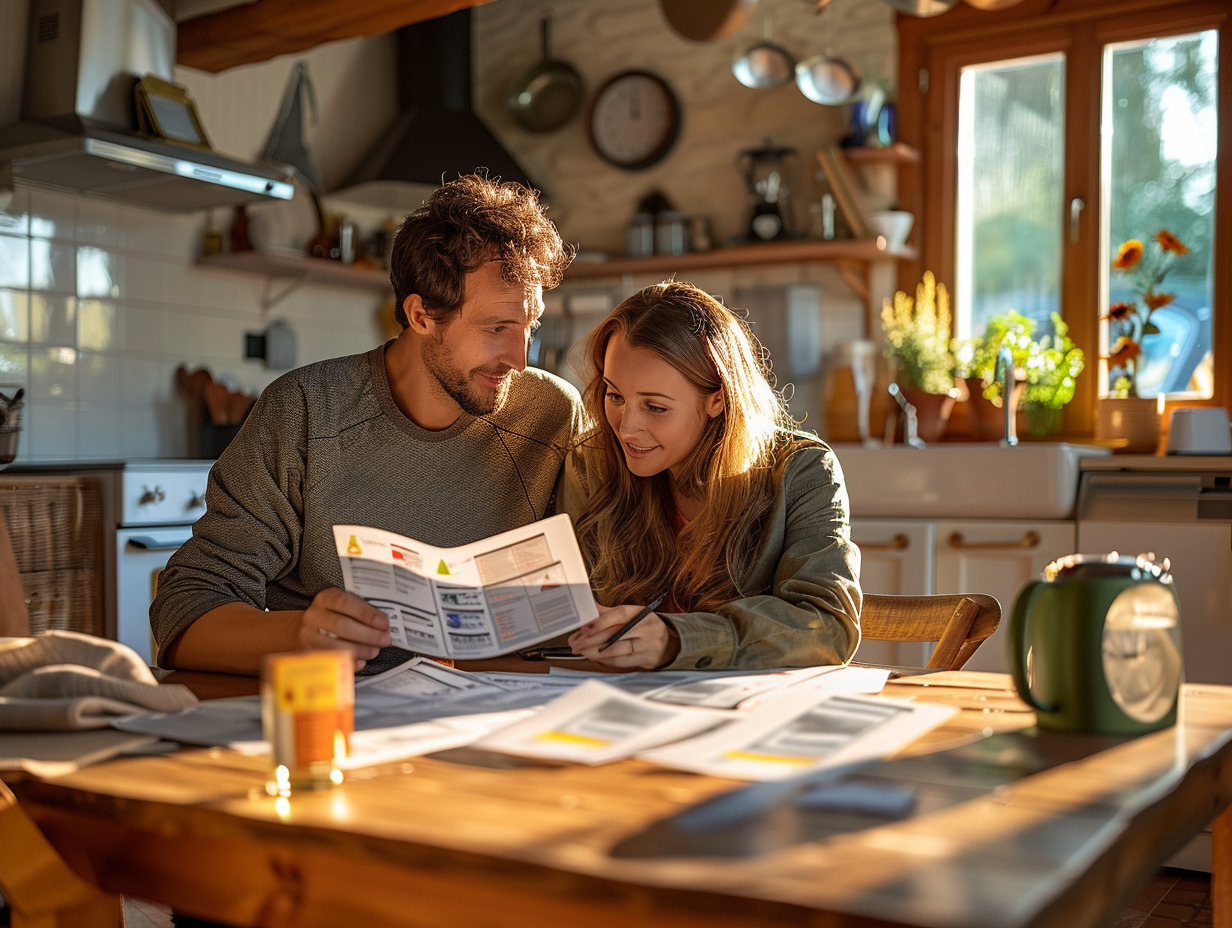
[{"x1": 871, "y1": 210, "x2": 914, "y2": 250}]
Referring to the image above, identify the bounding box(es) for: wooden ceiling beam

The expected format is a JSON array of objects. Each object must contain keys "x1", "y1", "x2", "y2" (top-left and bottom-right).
[{"x1": 176, "y1": 0, "x2": 493, "y2": 72}]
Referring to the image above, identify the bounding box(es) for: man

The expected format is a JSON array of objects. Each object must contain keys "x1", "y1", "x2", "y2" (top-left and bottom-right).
[{"x1": 151, "y1": 174, "x2": 586, "y2": 675}]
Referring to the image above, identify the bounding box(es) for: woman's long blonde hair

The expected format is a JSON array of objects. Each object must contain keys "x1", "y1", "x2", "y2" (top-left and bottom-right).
[{"x1": 574, "y1": 281, "x2": 801, "y2": 612}]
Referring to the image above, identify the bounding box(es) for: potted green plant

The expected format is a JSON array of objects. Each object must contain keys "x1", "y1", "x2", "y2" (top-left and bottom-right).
[
  {"x1": 880, "y1": 271, "x2": 957, "y2": 442},
  {"x1": 959, "y1": 311, "x2": 1084, "y2": 439}
]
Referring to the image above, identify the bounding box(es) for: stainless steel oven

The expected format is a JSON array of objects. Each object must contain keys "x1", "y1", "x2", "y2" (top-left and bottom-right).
[{"x1": 114, "y1": 461, "x2": 212, "y2": 663}]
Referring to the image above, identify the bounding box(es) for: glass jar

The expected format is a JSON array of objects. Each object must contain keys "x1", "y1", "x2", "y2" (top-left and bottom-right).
[
  {"x1": 655, "y1": 211, "x2": 688, "y2": 256},
  {"x1": 625, "y1": 213, "x2": 655, "y2": 257}
]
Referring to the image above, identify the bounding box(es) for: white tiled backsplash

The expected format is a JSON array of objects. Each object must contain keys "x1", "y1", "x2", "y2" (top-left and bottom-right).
[{"x1": 0, "y1": 186, "x2": 387, "y2": 462}]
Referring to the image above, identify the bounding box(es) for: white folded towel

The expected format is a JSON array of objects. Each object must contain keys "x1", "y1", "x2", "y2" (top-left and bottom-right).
[{"x1": 0, "y1": 630, "x2": 197, "y2": 730}]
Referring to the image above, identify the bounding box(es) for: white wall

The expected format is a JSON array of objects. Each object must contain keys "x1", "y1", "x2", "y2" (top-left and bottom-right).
[{"x1": 0, "y1": 0, "x2": 898, "y2": 462}]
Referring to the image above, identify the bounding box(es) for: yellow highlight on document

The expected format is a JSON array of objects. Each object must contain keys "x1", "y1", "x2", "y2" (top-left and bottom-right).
[{"x1": 534, "y1": 730, "x2": 610, "y2": 748}]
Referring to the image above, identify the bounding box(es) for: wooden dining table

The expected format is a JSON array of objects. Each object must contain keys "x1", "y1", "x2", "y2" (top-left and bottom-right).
[{"x1": 4, "y1": 670, "x2": 1232, "y2": 928}]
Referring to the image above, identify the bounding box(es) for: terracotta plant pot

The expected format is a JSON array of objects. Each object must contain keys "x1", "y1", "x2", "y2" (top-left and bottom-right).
[
  {"x1": 900, "y1": 387, "x2": 956, "y2": 444},
  {"x1": 1096, "y1": 396, "x2": 1161, "y2": 454}
]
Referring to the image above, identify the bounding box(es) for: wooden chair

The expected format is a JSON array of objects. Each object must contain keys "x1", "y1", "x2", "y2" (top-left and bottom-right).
[
  {"x1": 858, "y1": 593, "x2": 1001, "y2": 671},
  {"x1": 0, "y1": 780, "x2": 124, "y2": 928}
]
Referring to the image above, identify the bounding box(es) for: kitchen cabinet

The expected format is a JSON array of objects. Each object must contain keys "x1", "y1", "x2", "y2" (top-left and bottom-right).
[
  {"x1": 850, "y1": 518, "x2": 934, "y2": 667},
  {"x1": 195, "y1": 252, "x2": 389, "y2": 309},
  {"x1": 852, "y1": 516, "x2": 1075, "y2": 673},
  {"x1": 933, "y1": 519, "x2": 1074, "y2": 673}
]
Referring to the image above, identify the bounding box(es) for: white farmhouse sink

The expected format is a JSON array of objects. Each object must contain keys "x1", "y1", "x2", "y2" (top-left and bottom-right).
[{"x1": 830, "y1": 442, "x2": 1111, "y2": 520}]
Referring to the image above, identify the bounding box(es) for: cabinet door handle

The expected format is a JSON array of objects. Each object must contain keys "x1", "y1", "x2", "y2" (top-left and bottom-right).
[
  {"x1": 855, "y1": 533, "x2": 910, "y2": 551},
  {"x1": 947, "y1": 530, "x2": 1040, "y2": 550}
]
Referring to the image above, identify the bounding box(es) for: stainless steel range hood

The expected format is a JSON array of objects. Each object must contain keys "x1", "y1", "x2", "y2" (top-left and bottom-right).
[{"x1": 0, "y1": 0, "x2": 294, "y2": 212}]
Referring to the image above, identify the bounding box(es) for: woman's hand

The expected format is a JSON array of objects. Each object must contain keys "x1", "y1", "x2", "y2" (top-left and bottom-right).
[
  {"x1": 299, "y1": 587, "x2": 392, "y2": 672},
  {"x1": 568, "y1": 603, "x2": 678, "y2": 670}
]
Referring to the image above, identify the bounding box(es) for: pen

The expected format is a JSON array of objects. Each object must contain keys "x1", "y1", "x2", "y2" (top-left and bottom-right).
[
  {"x1": 517, "y1": 645, "x2": 587, "y2": 661},
  {"x1": 597, "y1": 594, "x2": 666, "y2": 653}
]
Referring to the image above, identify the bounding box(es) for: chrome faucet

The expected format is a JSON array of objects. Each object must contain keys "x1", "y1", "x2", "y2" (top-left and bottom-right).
[
  {"x1": 995, "y1": 344, "x2": 1019, "y2": 447},
  {"x1": 888, "y1": 383, "x2": 925, "y2": 448}
]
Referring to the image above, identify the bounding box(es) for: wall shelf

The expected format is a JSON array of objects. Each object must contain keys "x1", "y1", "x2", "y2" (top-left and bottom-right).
[
  {"x1": 195, "y1": 251, "x2": 389, "y2": 309},
  {"x1": 841, "y1": 143, "x2": 920, "y2": 165},
  {"x1": 566, "y1": 239, "x2": 917, "y2": 335}
]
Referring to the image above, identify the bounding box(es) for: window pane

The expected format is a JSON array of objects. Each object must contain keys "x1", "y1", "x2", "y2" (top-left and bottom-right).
[
  {"x1": 956, "y1": 54, "x2": 1065, "y2": 341},
  {"x1": 1101, "y1": 30, "x2": 1218, "y2": 399}
]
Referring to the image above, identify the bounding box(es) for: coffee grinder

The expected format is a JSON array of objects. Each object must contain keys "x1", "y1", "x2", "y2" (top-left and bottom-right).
[{"x1": 736, "y1": 139, "x2": 799, "y2": 241}]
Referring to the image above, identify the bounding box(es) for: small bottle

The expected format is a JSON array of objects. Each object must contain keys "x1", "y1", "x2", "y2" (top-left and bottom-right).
[
  {"x1": 229, "y1": 205, "x2": 252, "y2": 253},
  {"x1": 201, "y1": 211, "x2": 223, "y2": 255}
]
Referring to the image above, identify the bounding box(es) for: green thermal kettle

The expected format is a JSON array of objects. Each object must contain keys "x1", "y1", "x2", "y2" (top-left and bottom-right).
[{"x1": 1008, "y1": 553, "x2": 1183, "y2": 735}]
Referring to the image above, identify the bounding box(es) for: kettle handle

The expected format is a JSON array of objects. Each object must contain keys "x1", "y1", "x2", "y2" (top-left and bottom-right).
[{"x1": 1008, "y1": 580, "x2": 1057, "y2": 713}]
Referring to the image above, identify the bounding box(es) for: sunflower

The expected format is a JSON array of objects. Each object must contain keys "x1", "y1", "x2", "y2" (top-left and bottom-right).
[
  {"x1": 1155, "y1": 229, "x2": 1189, "y2": 256},
  {"x1": 1113, "y1": 239, "x2": 1143, "y2": 270},
  {"x1": 1144, "y1": 291, "x2": 1175, "y2": 311},
  {"x1": 1106, "y1": 336, "x2": 1142, "y2": 366},
  {"x1": 1103, "y1": 302, "x2": 1133, "y2": 321}
]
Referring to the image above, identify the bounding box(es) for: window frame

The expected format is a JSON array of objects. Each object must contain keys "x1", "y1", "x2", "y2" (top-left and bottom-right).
[{"x1": 896, "y1": 0, "x2": 1231, "y2": 435}]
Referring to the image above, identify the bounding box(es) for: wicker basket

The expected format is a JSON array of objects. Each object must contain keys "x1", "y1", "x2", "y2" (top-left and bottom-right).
[{"x1": 0, "y1": 478, "x2": 105, "y2": 637}]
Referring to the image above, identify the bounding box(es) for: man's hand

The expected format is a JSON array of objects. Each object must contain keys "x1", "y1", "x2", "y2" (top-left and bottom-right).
[{"x1": 300, "y1": 587, "x2": 392, "y2": 672}]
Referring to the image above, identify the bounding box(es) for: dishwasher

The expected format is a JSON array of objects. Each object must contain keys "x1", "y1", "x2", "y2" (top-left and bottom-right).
[{"x1": 1075, "y1": 456, "x2": 1232, "y2": 873}]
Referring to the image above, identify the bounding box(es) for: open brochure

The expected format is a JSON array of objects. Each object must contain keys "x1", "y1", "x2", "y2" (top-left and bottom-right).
[{"x1": 333, "y1": 513, "x2": 598, "y2": 659}]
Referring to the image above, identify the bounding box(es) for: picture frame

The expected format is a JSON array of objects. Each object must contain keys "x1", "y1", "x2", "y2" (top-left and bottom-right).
[{"x1": 134, "y1": 75, "x2": 213, "y2": 150}]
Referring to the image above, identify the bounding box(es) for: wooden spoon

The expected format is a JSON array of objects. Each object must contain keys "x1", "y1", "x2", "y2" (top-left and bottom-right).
[
  {"x1": 227, "y1": 391, "x2": 256, "y2": 425},
  {"x1": 205, "y1": 382, "x2": 230, "y2": 426}
]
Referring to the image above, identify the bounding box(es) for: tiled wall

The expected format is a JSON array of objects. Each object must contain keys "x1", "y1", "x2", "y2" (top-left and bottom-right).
[{"x1": 0, "y1": 188, "x2": 388, "y2": 463}]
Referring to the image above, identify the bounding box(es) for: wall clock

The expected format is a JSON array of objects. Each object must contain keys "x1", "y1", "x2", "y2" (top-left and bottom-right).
[{"x1": 587, "y1": 70, "x2": 681, "y2": 170}]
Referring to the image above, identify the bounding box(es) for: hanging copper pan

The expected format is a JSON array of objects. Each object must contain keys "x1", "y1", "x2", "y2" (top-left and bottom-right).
[{"x1": 658, "y1": 0, "x2": 758, "y2": 43}]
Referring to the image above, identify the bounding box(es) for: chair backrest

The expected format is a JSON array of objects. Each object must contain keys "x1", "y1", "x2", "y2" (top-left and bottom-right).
[
  {"x1": 858, "y1": 593, "x2": 1002, "y2": 671},
  {"x1": 0, "y1": 505, "x2": 29, "y2": 636}
]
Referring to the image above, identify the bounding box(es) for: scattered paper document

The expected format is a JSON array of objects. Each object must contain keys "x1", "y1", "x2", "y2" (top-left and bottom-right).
[
  {"x1": 639, "y1": 691, "x2": 958, "y2": 781},
  {"x1": 621, "y1": 665, "x2": 888, "y2": 710},
  {"x1": 334, "y1": 513, "x2": 597, "y2": 659},
  {"x1": 473, "y1": 679, "x2": 733, "y2": 765}
]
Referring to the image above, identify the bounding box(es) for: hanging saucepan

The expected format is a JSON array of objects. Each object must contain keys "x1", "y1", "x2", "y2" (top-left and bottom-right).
[
  {"x1": 796, "y1": 54, "x2": 861, "y2": 104},
  {"x1": 732, "y1": 10, "x2": 795, "y2": 89},
  {"x1": 506, "y1": 13, "x2": 585, "y2": 133},
  {"x1": 795, "y1": 4, "x2": 861, "y2": 106},
  {"x1": 879, "y1": 0, "x2": 959, "y2": 16}
]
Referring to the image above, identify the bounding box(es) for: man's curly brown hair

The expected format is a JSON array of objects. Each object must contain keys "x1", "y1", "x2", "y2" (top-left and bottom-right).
[{"x1": 389, "y1": 174, "x2": 574, "y2": 327}]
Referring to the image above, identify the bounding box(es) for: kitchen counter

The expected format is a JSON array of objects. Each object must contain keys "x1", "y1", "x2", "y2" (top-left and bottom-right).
[
  {"x1": 1080, "y1": 454, "x2": 1232, "y2": 473},
  {"x1": 3, "y1": 459, "x2": 215, "y2": 473}
]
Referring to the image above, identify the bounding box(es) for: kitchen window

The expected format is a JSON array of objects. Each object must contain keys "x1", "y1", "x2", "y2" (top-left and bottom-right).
[{"x1": 898, "y1": 0, "x2": 1229, "y2": 431}]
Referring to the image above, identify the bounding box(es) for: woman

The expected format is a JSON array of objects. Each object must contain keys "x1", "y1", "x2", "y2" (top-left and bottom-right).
[{"x1": 560, "y1": 281, "x2": 861, "y2": 671}]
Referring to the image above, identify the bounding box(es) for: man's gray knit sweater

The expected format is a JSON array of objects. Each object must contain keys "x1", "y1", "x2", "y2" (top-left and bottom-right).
[{"x1": 150, "y1": 343, "x2": 586, "y2": 667}]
